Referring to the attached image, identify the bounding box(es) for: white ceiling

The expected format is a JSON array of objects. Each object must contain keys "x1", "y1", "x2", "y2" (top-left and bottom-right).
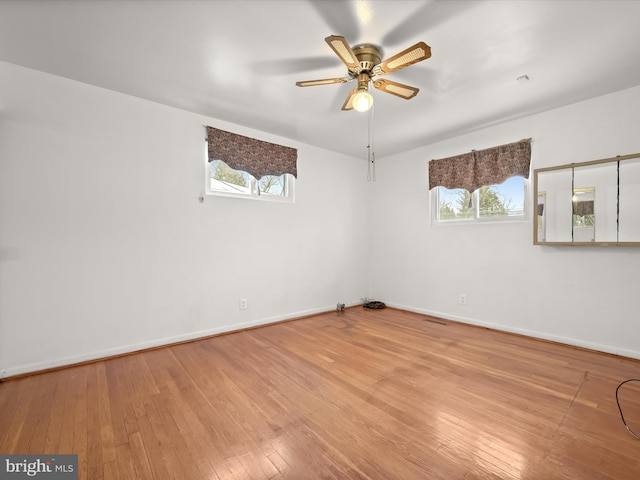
[{"x1": 2, "y1": 0, "x2": 640, "y2": 159}]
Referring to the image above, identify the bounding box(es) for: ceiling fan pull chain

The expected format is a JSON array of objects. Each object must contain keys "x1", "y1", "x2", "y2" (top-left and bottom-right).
[
  {"x1": 371, "y1": 151, "x2": 376, "y2": 182},
  {"x1": 367, "y1": 104, "x2": 372, "y2": 181},
  {"x1": 372, "y1": 104, "x2": 376, "y2": 182},
  {"x1": 367, "y1": 103, "x2": 376, "y2": 182}
]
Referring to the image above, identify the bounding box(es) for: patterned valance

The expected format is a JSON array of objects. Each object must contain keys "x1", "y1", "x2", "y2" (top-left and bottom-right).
[
  {"x1": 429, "y1": 139, "x2": 531, "y2": 192},
  {"x1": 206, "y1": 126, "x2": 298, "y2": 179},
  {"x1": 573, "y1": 200, "x2": 594, "y2": 216}
]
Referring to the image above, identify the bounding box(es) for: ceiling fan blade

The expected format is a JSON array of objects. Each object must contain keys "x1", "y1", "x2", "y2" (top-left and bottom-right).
[
  {"x1": 341, "y1": 88, "x2": 357, "y2": 110},
  {"x1": 374, "y1": 42, "x2": 431, "y2": 75},
  {"x1": 325, "y1": 35, "x2": 361, "y2": 72},
  {"x1": 309, "y1": 0, "x2": 360, "y2": 40},
  {"x1": 382, "y1": 1, "x2": 478, "y2": 46},
  {"x1": 373, "y1": 79, "x2": 419, "y2": 99},
  {"x1": 254, "y1": 56, "x2": 344, "y2": 75},
  {"x1": 296, "y1": 77, "x2": 350, "y2": 87}
]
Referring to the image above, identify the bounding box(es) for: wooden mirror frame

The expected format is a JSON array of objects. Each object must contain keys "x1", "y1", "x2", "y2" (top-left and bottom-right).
[{"x1": 533, "y1": 153, "x2": 640, "y2": 246}]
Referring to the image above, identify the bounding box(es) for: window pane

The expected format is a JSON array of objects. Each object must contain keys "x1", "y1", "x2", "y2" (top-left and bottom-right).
[
  {"x1": 208, "y1": 159, "x2": 294, "y2": 201},
  {"x1": 434, "y1": 176, "x2": 526, "y2": 224},
  {"x1": 258, "y1": 174, "x2": 287, "y2": 196},
  {"x1": 437, "y1": 187, "x2": 474, "y2": 221},
  {"x1": 478, "y1": 177, "x2": 525, "y2": 218},
  {"x1": 209, "y1": 160, "x2": 251, "y2": 195}
]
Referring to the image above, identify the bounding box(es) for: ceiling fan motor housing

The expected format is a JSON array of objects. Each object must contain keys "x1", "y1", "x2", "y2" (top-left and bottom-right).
[{"x1": 352, "y1": 44, "x2": 382, "y2": 74}]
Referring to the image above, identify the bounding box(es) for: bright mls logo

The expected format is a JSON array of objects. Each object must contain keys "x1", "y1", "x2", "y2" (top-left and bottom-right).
[{"x1": 1, "y1": 455, "x2": 77, "y2": 479}]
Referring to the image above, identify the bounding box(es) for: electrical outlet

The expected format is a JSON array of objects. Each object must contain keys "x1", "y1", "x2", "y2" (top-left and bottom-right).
[
  {"x1": 239, "y1": 298, "x2": 248, "y2": 310},
  {"x1": 459, "y1": 294, "x2": 467, "y2": 305}
]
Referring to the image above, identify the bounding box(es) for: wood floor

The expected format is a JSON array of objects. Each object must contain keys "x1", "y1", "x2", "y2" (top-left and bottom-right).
[{"x1": 1, "y1": 308, "x2": 639, "y2": 479}]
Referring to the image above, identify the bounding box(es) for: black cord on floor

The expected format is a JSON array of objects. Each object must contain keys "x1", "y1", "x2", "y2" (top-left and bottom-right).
[
  {"x1": 616, "y1": 378, "x2": 640, "y2": 440},
  {"x1": 363, "y1": 300, "x2": 386, "y2": 309}
]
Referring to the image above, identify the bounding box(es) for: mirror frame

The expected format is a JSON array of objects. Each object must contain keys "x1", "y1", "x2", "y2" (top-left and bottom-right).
[{"x1": 533, "y1": 152, "x2": 640, "y2": 246}]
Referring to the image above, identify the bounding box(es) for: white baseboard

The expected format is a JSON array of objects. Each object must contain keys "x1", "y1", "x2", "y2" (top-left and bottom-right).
[
  {"x1": 10, "y1": 299, "x2": 632, "y2": 379},
  {"x1": 386, "y1": 302, "x2": 640, "y2": 361},
  {"x1": 1, "y1": 303, "x2": 353, "y2": 379}
]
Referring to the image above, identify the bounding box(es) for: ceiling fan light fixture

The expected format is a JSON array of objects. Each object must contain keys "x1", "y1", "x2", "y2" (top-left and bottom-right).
[
  {"x1": 353, "y1": 89, "x2": 373, "y2": 112},
  {"x1": 352, "y1": 72, "x2": 373, "y2": 112}
]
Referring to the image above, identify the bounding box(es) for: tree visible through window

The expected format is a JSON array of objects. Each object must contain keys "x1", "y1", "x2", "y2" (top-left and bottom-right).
[
  {"x1": 208, "y1": 159, "x2": 292, "y2": 200},
  {"x1": 435, "y1": 177, "x2": 526, "y2": 223}
]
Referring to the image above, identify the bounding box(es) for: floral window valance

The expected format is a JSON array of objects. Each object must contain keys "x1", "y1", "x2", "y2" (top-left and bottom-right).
[
  {"x1": 573, "y1": 200, "x2": 594, "y2": 216},
  {"x1": 206, "y1": 126, "x2": 298, "y2": 179},
  {"x1": 428, "y1": 138, "x2": 531, "y2": 192}
]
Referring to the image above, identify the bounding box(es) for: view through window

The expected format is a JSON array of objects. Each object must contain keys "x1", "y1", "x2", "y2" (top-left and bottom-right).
[
  {"x1": 434, "y1": 176, "x2": 526, "y2": 223},
  {"x1": 208, "y1": 159, "x2": 294, "y2": 201}
]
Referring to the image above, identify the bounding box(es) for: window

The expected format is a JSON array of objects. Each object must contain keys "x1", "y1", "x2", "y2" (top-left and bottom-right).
[
  {"x1": 207, "y1": 159, "x2": 294, "y2": 202},
  {"x1": 429, "y1": 138, "x2": 531, "y2": 224},
  {"x1": 433, "y1": 176, "x2": 527, "y2": 223},
  {"x1": 205, "y1": 126, "x2": 297, "y2": 203}
]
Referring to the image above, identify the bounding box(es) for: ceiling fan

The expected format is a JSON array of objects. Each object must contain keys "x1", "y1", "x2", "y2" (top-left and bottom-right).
[{"x1": 296, "y1": 35, "x2": 431, "y2": 112}]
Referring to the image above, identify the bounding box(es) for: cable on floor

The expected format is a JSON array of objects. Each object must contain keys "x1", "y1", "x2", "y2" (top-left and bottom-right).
[
  {"x1": 616, "y1": 378, "x2": 640, "y2": 440},
  {"x1": 363, "y1": 300, "x2": 386, "y2": 309}
]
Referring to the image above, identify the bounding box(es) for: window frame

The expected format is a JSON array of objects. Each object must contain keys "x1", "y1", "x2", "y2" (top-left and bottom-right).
[
  {"x1": 431, "y1": 177, "x2": 530, "y2": 225},
  {"x1": 205, "y1": 158, "x2": 295, "y2": 203}
]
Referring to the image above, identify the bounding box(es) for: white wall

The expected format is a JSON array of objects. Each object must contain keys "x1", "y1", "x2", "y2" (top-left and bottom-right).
[
  {"x1": 3, "y1": 59, "x2": 639, "y2": 378},
  {"x1": 0, "y1": 61, "x2": 370, "y2": 377},
  {"x1": 369, "y1": 85, "x2": 640, "y2": 359}
]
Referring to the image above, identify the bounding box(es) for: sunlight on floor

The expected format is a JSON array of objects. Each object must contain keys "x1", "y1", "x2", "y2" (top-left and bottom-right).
[{"x1": 436, "y1": 409, "x2": 527, "y2": 479}]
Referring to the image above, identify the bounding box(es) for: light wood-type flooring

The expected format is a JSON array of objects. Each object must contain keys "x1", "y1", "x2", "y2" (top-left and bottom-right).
[{"x1": 1, "y1": 308, "x2": 639, "y2": 479}]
